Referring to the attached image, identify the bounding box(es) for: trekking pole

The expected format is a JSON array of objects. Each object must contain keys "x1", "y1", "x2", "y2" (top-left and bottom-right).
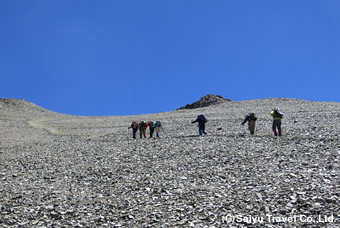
[{"x1": 241, "y1": 123, "x2": 246, "y2": 136}]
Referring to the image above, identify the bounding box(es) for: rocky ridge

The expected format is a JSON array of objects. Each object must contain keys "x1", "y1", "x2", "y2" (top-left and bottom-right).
[
  {"x1": 0, "y1": 98, "x2": 339, "y2": 227},
  {"x1": 0, "y1": 98, "x2": 67, "y2": 120},
  {"x1": 177, "y1": 94, "x2": 231, "y2": 110}
]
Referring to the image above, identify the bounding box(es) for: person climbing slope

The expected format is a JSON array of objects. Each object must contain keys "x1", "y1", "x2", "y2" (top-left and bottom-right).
[
  {"x1": 139, "y1": 121, "x2": 147, "y2": 138},
  {"x1": 154, "y1": 121, "x2": 163, "y2": 137},
  {"x1": 270, "y1": 108, "x2": 283, "y2": 136},
  {"x1": 145, "y1": 121, "x2": 155, "y2": 138},
  {"x1": 242, "y1": 113, "x2": 257, "y2": 135},
  {"x1": 128, "y1": 121, "x2": 139, "y2": 139},
  {"x1": 192, "y1": 114, "x2": 207, "y2": 136}
]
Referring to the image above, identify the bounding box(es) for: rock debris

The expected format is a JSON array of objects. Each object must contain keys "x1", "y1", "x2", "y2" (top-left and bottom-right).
[{"x1": 0, "y1": 98, "x2": 339, "y2": 227}]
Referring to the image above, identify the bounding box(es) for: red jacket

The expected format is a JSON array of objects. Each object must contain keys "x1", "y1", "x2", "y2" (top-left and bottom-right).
[
  {"x1": 129, "y1": 122, "x2": 138, "y2": 129},
  {"x1": 145, "y1": 121, "x2": 154, "y2": 129}
]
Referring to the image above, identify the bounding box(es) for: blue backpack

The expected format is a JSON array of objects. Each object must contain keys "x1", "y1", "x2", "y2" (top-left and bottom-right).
[
  {"x1": 199, "y1": 115, "x2": 207, "y2": 123},
  {"x1": 155, "y1": 121, "x2": 162, "y2": 127}
]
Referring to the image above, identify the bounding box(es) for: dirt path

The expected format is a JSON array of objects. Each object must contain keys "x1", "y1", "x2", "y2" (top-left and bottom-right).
[{"x1": 28, "y1": 119, "x2": 64, "y2": 135}]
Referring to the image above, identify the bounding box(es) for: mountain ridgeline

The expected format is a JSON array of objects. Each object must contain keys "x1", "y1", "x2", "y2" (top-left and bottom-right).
[{"x1": 177, "y1": 94, "x2": 231, "y2": 110}]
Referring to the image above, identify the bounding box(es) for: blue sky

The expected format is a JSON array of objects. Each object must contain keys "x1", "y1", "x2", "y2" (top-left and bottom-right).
[{"x1": 1, "y1": 1, "x2": 339, "y2": 116}]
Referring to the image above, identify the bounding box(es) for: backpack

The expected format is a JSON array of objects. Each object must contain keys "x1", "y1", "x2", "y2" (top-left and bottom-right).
[
  {"x1": 199, "y1": 115, "x2": 207, "y2": 123},
  {"x1": 274, "y1": 110, "x2": 283, "y2": 118},
  {"x1": 155, "y1": 121, "x2": 162, "y2": 127},
  {"x1": 132, "y1": 121, "x2": 138, "y2": 128},
  {"x1": 139, "y1": 121, "x2": 146, "y2": 128},
  {"x1": 249, "y1": 113, "x2": 257, "y2": 121}
]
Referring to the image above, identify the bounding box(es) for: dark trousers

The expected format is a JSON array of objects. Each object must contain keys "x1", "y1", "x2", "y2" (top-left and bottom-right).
[
  {"x1": 272, "y1": 119, "x2": 282, "y2": 136},
  {"x1": 149, "y1": 128, "x2": 154, "y2": 137},
  {"x1": 199, "y1": 124, "x2": 206, "y2": 135},
  {"x1": 248, "y1": 120, "x2": 256, "y2": 135},
  {"x1": 132, "y1": 128, "x2": 138, "y2": 139}
]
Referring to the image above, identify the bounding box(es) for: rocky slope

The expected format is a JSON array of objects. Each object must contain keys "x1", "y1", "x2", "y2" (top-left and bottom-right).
[{"x1": 0, "y1": 98, "x2": 339, "y2": 227}]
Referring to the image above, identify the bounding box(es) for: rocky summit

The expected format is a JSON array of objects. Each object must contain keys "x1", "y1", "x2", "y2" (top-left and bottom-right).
[
  {"x1": 0, "y1": 98, "x2": 339, "y2": 227},
  {"x1": 177, "y1": 94, "x2": 231, "y2": 110}
]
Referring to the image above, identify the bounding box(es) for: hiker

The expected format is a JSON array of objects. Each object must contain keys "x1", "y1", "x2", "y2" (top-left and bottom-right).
[
  {"x1": 270, "y1": 108, "x2": 283, "y2": 136},
  {"x1": 192, "y1": 115, "x2": 207, "y2": 135},
  {"x1": 139, "y1": 121, "x2": 147, "y2": 138},
  {"x1": 241, "y1": 113, "x2": 257, "y2": 135},
  {"x1": 154, "y1": 121, "x2": 163, "y2": 137},
  {"x1": 145, "y1": 121, "x2": 155, "y2": 138},
  {"x1": 128, "y1": 121, "x2": 139, "y2": 139}
]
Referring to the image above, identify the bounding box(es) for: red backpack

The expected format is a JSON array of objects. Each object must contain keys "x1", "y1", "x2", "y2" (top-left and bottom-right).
[{"x1": 131, "y1": 121, "x2": 138, "y2": 128}]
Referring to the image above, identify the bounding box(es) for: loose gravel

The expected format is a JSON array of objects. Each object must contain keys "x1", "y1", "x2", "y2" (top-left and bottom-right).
[{"x1": 0, "y1": 98, "x2": 339, "y2": 227}]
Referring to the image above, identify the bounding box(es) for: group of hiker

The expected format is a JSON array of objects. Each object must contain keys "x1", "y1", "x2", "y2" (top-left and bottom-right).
[
  {"x1": 242, "y1": 108, "x2": 283, "y2": 136},
  {"x1": 128, "y1": 121, "x2": 163, "y2": 139},
  {"x1": 128, "y1": 115, "x2": 209, "y2": 139},
  {"x1": 128, "y1": 108, "x2": 284, "y2": 138}
]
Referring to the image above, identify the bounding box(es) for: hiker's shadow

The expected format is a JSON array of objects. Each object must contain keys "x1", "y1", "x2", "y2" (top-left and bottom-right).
[
  {"x1": 174, "y1": 135, "x2": 202, "y2": 139},
  {"x1": 173, "y1": 133, "x2": 251, "y2": 139},
  {"x1": 173, "y1": 134, "x2": 227, "y2": 139}
]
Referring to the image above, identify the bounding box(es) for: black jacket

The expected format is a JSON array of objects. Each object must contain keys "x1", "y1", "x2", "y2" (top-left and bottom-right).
[
  {"x1": 192, "y1": 117, "x2": 206, "y2": 127},
  {"x1": 242, "y1": 114, "x2": 257, "y2": 125}
]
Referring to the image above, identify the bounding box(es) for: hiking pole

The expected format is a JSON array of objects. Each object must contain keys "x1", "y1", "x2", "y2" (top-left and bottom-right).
[{"x1": 241, "y1": 123, "x2": 246, "y2": 136}]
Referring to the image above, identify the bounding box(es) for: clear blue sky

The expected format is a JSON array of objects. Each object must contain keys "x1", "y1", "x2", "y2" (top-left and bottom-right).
[{"x1": 1, "y1": 1, "x2": 339, "y2": 116}]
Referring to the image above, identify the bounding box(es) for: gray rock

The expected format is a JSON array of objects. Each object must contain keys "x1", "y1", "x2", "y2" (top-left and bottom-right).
[{"x1": 0, "y1": 98, "x2": 339, "y2": 227}]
